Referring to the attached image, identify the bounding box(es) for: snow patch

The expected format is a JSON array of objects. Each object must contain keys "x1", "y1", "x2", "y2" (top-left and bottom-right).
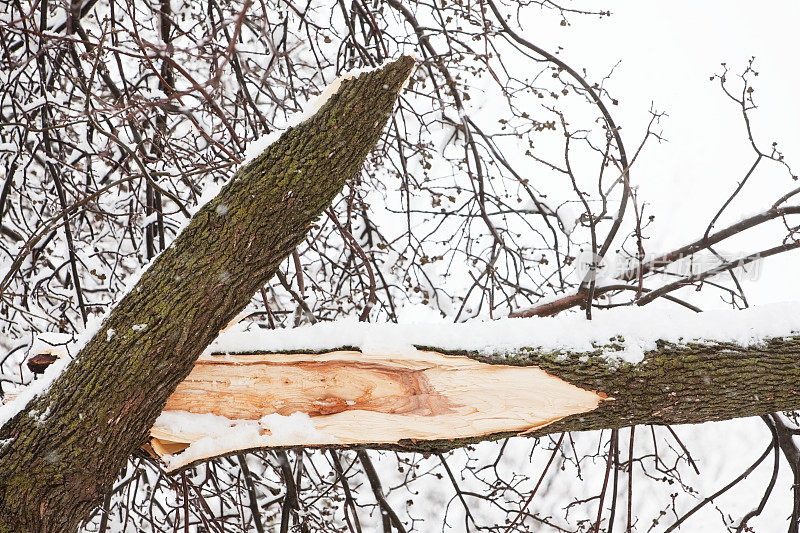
[
  {"x1": 155, "y1": 411, "x2": 332, "y2": 470},
  {"x1": 28, "y1": 332, "x2": 73, "y2": 358},
  {"x1": 208, "y1": 302, "x2": 800, "y2": 365},
  {"x1": 0, "y1": 355, "x2": 69, "y2": 428}
]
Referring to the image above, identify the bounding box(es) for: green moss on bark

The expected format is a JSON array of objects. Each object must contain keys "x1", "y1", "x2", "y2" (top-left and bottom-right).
[{"x1": 393, "y1": 336, "x2": 800, "y2": 453}]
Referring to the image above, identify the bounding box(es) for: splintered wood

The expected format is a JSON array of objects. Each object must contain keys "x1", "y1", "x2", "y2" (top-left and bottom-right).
[{"x1": 149, "y1": 350, "x2": 604, "y2": 470}]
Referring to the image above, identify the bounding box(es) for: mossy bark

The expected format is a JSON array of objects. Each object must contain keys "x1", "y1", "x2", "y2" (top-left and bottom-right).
[
  {"x1": 0, "y1": 57, "x2": 414, "y2": 533},
  {"x1": 391, "y1": 336, "x2": 800, "y2": 451},
  {"x1": 525, "y1": 336, "x2": 800, "y2": 434}
]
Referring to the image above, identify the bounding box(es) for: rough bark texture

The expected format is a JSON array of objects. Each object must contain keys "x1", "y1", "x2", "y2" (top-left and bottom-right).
[
  {"x1": 414, "y1": 335, "x2": 800, "y2": 451},
  {"x1": 0, "y1": 56, "x2": 414, "y2": 533},
  {"x1": 523, "y1": 336, "x2": 800, "y2": 435},
  {"x1": 144, "y1": 334, "x2": 800, "y2": 468}
]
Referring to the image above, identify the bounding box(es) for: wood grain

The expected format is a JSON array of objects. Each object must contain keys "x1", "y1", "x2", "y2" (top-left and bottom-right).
[{"x1": 149, "y1": 350, "x2": 604, "y2": 469}]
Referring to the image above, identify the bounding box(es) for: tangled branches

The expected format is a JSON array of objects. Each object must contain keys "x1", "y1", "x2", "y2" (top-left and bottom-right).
[{"x1": 1, "y1": 0, "x2": 799, "y2": 531}]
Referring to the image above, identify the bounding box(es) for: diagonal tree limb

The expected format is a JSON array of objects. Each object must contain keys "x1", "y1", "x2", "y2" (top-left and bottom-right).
[{"x1": 0, "y1": 56, "x2": 415, "y2": 533}]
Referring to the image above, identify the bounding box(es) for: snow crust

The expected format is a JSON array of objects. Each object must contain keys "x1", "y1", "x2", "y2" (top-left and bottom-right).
[
  {"x1": 155, "y1": 411, "x2": 331, "y2": 469},
  {"x1": 209, "y1": 302, "x2": 800, "y2": 364}
]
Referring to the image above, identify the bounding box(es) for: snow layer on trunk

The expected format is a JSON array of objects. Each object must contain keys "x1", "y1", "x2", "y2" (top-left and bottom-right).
[{"x1": 209, "y1": 302, "x2": 800, "y2": 364}]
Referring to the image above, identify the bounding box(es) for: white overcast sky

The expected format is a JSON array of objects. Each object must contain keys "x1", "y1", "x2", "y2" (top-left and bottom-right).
[
  {"x1": 489, "y1": 5, "x2": 800, "y2": 530},
  {"x1": 526, "y1": 1, "x2": 800, "y2": 307}
]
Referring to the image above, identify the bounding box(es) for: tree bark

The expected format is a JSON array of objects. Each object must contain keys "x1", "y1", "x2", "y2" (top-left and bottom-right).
[
  {"x1": 504, "y1": 335, "x2": 800, "y2": 440},
  {"x1": 0, "y1": 56, "x2": 415, "y2": 533},
  {"x1": 144, "y1": 334, "x2": 800, "y2": 469}
]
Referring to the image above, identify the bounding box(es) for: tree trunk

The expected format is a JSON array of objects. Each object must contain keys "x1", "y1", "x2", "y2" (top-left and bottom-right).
[
  {"x1": 0, "y1": 57, "x2": 415, "y2": 533},
  {"x1": 143, "y1": 334, "x2": 800, "y2": 469}
]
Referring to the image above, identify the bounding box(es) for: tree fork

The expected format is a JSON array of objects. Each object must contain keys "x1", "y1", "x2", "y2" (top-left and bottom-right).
[{"x1": 0, "y1": 56, "x2": 415, "y2": 533}]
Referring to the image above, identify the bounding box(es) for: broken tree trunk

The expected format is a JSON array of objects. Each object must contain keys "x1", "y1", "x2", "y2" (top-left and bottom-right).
[
  {"x1": 0, "y1": 57, "x2": 415, "y2": 533},
  {"x1": 143, "y1": 311, "x2": 800, "y2": 471}
]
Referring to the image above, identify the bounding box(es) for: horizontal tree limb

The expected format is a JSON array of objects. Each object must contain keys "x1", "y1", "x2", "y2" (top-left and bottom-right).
[
  {"x1": 148, "y1": 332, "x2": 800, "y2": 470},
  {"x1": 148, "y1": 349, "x2": 604, "y2": 470}
]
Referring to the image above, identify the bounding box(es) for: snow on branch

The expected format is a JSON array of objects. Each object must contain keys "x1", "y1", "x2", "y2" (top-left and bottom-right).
[
  {"x1": 209, "y1": 302, "x2": 800, "y2": 364},
  {"x1": 147, "y1": 303, "x2": 800, "y2": 471}
]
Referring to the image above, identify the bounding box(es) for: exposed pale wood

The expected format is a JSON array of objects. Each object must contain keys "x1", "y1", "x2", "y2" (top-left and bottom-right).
[
  {"x1": 149, "y1": 350, "x2": 605, "y2": 470},
  {"x1": 146, "y1": 332, "x2": 800, "y2": 471}
]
